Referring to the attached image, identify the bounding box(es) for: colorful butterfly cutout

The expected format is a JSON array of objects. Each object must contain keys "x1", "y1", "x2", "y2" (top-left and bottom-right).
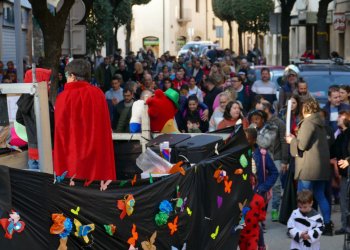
[
  {"x1": 104, "y1": 224, "x2": 116, "y2": 236},
  {"x1": 213, "y1": 169, "x2": 227, "y2": 183},
  {"x1": 224, "y1": 179, "x2": 232, "y2": 194},
  {"x1": 73, "y1": 218, "x2": 95, "y2": 243},
  {"x1": 141, "y1": 231, "x2": 157, "y2": 250},
  {"x1": 180, "y1": 197, "x2": 188, "y2": 212},
  {"x1": 239, "y1": 154, "x2": 248, "y2": 168},
  {"x1": 127, "y1": 224, "x2": 138, "y2": 247},
  {"x1": 168, "y1": 216, "x2": 178, "y2": 235},
  {"x1": 117, "y1": 194, "x2": 135, "y2": 220},
  {"x1": 217, "y1": 196, "x2": 223, "y2": 209},
  {"x1": 69, "y1": 174, "x2": 76, "y2": 186},
  {"x1": 0, "y1": 211, "x2": 25, "y2": 239},
  {"x1": 131, "y1": 174, "x2": 137, "y2": 186},
  {"x1": 234, "y1": 169, "x2": 243, "y2": 175},
  {"x1": 149, "y1": 173, "x2": 154, "y2": 184},
  {"x1": 211, "y1": 226, "x2": 219, "y2": 239},
  {"x1": 186, "y1": 207, "x2": 192, "y2": 216},
  {"x1": 100, "y1": 180, "x2": 112, "y2": 191},
  {"x1": 238, "y1": 199, "x2": 250, "y2": 226},
  {"x1": 53, "y1": 171, "x2": 68, "y2": 184},
  {"x1": 242, "y1": 174, "x2": 248, "y2": 181},
  {"x1": 70, "y1": 206, "x2": 80, "y2": 216},
  {"x1": 169, "y1": 161, "x2": 186, "y2": 176}
]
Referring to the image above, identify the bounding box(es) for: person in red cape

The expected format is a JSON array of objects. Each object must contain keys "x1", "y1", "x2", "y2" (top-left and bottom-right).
[{"x1": 54, "y1": 59, "x2": 116, "y2": 185}]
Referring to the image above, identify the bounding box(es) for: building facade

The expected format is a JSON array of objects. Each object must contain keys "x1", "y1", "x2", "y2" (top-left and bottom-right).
[
  {"x1": 0, "y1": 0, "x2": 32, "y2": 66},
  {"x1": 116, "y1": 0, "x2": 254, "y2": 57}
]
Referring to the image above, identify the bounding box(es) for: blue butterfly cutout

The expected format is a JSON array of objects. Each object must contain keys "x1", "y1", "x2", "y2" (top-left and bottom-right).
[{"x1": 53, "y1": 171, "x2": 68, "y2": 184}]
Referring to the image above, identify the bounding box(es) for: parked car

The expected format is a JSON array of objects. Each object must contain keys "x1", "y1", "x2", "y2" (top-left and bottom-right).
[
  {"x1": 297, "y1": 64, "x2": 350, "y2": 106},
  {"x1": 177, "y1": 41, "x2": 219, "y2": 58}
]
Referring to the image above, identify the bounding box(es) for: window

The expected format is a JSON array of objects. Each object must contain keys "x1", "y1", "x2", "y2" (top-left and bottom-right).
[
  {"x1": 196, "y1": 0, "x2": 199, "y2": 13},
  {"x1": 179, "y1": 0, "x2": 183, "y2": 19},
  {"x1": 3, "y1": 3, "x2": 15, "y2": 26}
]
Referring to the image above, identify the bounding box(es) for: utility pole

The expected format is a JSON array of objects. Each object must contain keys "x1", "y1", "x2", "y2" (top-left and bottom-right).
[{"x1": 14, "y1": 0, "x2": 24, "y2": 82}]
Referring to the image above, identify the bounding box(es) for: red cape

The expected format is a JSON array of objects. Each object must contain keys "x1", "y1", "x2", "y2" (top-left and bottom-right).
[{"x1": 54, "y1": 81, "x2": 116, "y2": 181}]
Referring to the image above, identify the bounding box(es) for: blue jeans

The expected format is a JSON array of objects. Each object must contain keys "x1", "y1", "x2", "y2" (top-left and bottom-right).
[
  {"x1": 297, "y1": 180, "x2": 331, "y2": 224},
  {"x1": 28, "y1": 159, "x2": 40, "y2": 170}
]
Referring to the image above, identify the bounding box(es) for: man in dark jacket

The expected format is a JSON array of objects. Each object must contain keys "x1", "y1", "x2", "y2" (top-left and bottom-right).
[
  {"x1": 323, "y1": 85, "x2": 350, "y2": 133},
  {"x1": 113, "y1": 88, "x2": 134, "y2": 132},
  {"x1": 204, "y1": 77, "x2": 221, "y2": 117},
  {"x1": 261, "y1": 101, "x2": 289, "y2": 221}
]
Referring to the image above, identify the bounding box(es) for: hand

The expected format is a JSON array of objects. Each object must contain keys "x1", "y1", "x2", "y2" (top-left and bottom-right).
[
  {"x1": 338, "y1": 159, "x2": 350, "y2": 169},
  {"x1": 201, "y1": 109, "x2": 209, "y2": 121},
  {"x1": 281, "y1": 163, "x2": 288, "y2": 173},
  {"x1": 285, "y1": 134, "x2": 295, "y2": 144},
  {"x1": 112, "y1": 98, "x2": 118, "y2": 105}
]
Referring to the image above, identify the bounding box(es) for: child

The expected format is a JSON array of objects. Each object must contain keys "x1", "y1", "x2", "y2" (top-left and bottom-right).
[
  {"x1": 182, "y1": 95, "x2": 209, "y2": 132},
  {"x1": 187, "y1": 116, "x2": 201, "y2": 133},
  {"x1": 239, "y1": 128, "x2": 278, "y2": 250},
  {"x1": 287, "y1": 190, "x2": 324, "y2": 250}
]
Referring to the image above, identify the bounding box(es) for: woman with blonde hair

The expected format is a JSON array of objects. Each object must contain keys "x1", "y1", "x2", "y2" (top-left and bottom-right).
[{"x1": 132, "y1": 61, "x2": 144, "y2": 82}]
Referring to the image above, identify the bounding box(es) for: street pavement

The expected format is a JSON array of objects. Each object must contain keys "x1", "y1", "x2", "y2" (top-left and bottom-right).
[{"x1": 264, "y1": 204, "x2": 345, "y2": 250}]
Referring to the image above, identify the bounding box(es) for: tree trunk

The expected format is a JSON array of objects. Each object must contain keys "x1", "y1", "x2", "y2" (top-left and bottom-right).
[
  {"x1": 281, "y1": 11, "x2": 291, "y2": 66},
  {"x1": 227, "y1": 20, "x2": 233, "y2": 51},
  {"x1": 255, "y1": 31, "x2": 259, "y2": 49},
  {"x1": 317, "y1": 0, "x2": 331, "y2": 59},
  {"x1": 125, "y1": 19, "x2": 132, "y2": 54},
  {"x1": 238, "y1": 27, "x2": 243, "y2": 56}
]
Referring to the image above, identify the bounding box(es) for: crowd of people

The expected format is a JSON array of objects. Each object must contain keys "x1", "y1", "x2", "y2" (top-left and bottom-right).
[{"x1": 2, "y1": 46, "x2": 350, "y2": 249}]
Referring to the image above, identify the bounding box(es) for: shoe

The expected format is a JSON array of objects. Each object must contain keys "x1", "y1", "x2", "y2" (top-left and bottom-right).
[
  {"x1": 271, "y1": 209, "x2": 279, "y2": 222},
  {"x1": 323, "y1": 223, "x2": 333, "y2": 236},
  {"x1": 335, "y1": 228, "x2": 346, "y2": 235}
]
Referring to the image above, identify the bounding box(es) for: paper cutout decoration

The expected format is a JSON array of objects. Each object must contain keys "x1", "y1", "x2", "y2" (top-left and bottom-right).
[
  {"x1": 180, "y1": 197, "x2": 188, "y2": 212},
  {"x1": 70, "y1": 206, "x2": 80, "y2": 216},
  {"x1": 119, "y1": 180, "x2": 128, "y2": 187},
  {"x1": 242, "y1": 174, "x2": 248, "y2": 181},
  {"x1": 239, "y1": 154, "x2": 248, "y2": 168},
  {"x1": 213, "y1": 169, "x2": 227, "y2": 183},
  {"x1": 104, "y1": 224, "x2": 116, "y2": 236},
  {"x1": 224, "y1": 179, "x2": 232, "y2": 194},
  {"x1": 50, "y1": 213, "x2": 73, "y2": 250},
  {"x1": 168, "y1": 216, "x2": 178, "y2": 235},
  {"x1": 69, "y1": 174, "x2": 76, "y2": 186},
  {"x1": 0, "y1": 210, "x2": 25, "y2": 239},
  {"x1": 234, "y1": 169, "x2": 243, "y2": 175},
  {"x1": 131, "y1": 174, "x2": 137, "y2": 186},
  {"x1": 169, "y1": 161, "x2": 186, "y2": 176},
  {"x1": 217, "y1": 196, "x2": 223, "y2": 209},
  {"x1": 149, "y1": 173, "x2": 153, "y2": 184},
  {"x1": 73, "y1": 219, "x2": 95, "y2": 243},
  {"x1": 186, "y1": 207, "x2": 192, "y2": 216},
  {"x1": 53, "y1": 171, "x2": 68, "y2": 184},
  {"x1": 100, "y1": 180, "x2": 112, "y2": 191},
  {"x1": 238, "y1": 200, "x2": 250, "y2": 226},
  {"x1": 155, "y1": 200, "x2": 173, "y2": 226},
  {"x1": 171, "y1": 244, "x2": 187, "y2": 250},
  {"x1": 117, "y1": 194, "x2": 135, "y2": 219},
  {"x1": 141, "y1": 231, "x2": 157, "y2": 250},
  {"x1": 127, "y1": 224, "x2": 138, "y2": 247},
  {"x1": 211, "y1": 226, "x2": 219, "y2": 239}
]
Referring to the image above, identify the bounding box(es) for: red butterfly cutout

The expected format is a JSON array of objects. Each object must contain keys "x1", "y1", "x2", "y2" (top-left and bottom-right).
[
  {"x1": 131, "y1": 174, "x2": 137, "y2": 186},
  {"x1": 224, "y1": 179, "x2": 232, "y2": 194},
  {"x1": 127, "y1": 224, "x2": 138, "y2": 247},
  {"x1": 213, "y1": 169, "x2": 228, "y2": 183},
  {"x1": 168, "y1": 216, "x2": 178, "y2": 235}
]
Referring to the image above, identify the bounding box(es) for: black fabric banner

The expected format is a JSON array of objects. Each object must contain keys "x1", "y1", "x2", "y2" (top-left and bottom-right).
[{"x1": 0, "y1": 127, "x2": 252, "y2": 250}]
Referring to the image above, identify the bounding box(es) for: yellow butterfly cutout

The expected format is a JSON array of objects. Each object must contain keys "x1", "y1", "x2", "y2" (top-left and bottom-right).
[
  {"x1": 242, "y1": 174, "x2": 248, "y2": 181},
  {"x1": 141, "y1": 231, "x2": 157, "y2": 250},
  {"x1": 73, "y1": 218, "x2": 95, "y2": 243},
  {"x1": 211, "y1": 226, "x2": 220, "y2": 239},
  {"x1": 186, "y1": 207, "x2": 192, "y2": 216}
]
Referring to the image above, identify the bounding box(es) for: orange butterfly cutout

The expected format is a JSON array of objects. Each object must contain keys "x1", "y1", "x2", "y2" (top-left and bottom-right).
[
  {"x1": 131, "y1": 174, "x2": 137, "y2": 186},
  {"x1": 169, "y1": 161, "x2": 186, "y2": 176},
  {"x1": 234, "y1": 169, "x2": 243, "y2": 175},
  {"x1": 224, "y1": 179, "x2": 232, "y2": 194},
  {"x1": 168, "y1": 216, "x2": 178, "y2": 235},
  {"x1": 213, "y1": 169, "x2": 228, "y2": 183},
  {"x1": 127, "y1": 224, "x2": 138, "y2": 247}
]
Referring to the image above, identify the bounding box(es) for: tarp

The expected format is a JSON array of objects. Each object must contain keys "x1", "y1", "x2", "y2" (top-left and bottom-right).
[{"x1": 0, "y1": 126, "x2": 252, "y2": 250}]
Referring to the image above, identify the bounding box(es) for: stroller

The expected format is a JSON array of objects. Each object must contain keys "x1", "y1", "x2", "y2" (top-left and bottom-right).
[{"x1": 344, "y1": 167, "x2": 350, "y2": 250}]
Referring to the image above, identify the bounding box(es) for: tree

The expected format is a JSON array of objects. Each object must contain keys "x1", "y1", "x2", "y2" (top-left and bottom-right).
[
  {"x1": 111, "y1": 0, "x2": 132, "y2": 49},
  {"x1": 279, "y1": 0, "x2": 296, "y2": 66},
  {"x1": 29, "y1": 0, "x2": 76, "y2": 102},
  {"x1": 212, "y1": 0, "x2": 235, "y2": 51},
  {"x1": 125, "y1": 0, "x2": 152, "y2": 54},
  {"x1": 317, "y1": 0, "x2": 332, "y2": 59},
  {"x1": 86, "y1": 0, "x2": 113, "y2": 55}
]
